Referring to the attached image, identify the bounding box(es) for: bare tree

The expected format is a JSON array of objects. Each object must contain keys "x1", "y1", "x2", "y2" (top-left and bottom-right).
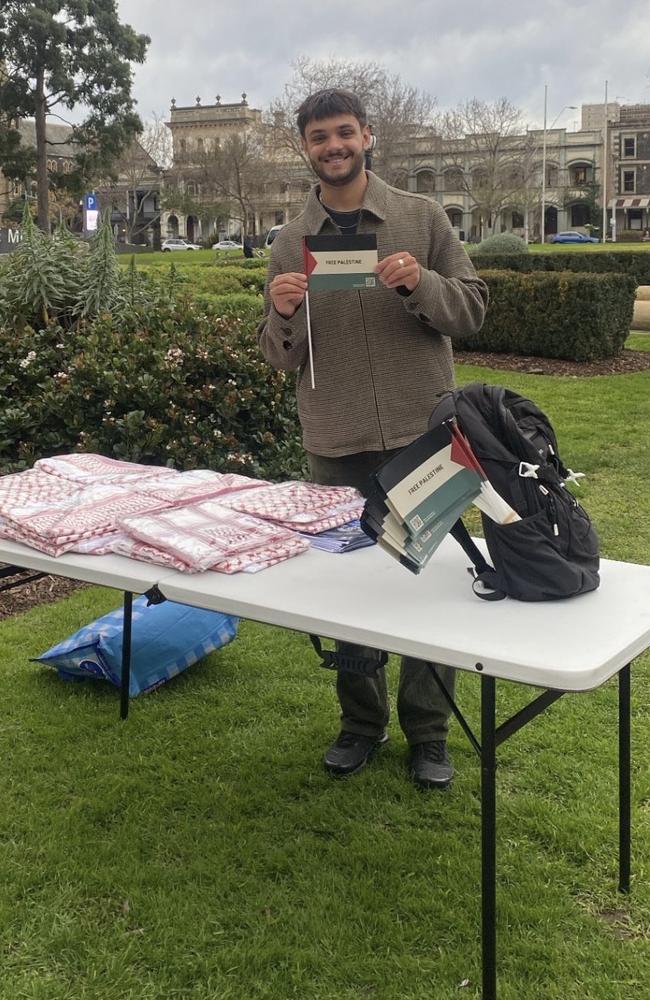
[
  {"x1": 267, "y1": 56, "x2": 438, "y2": 185},
  {"x1": 95, "y1": 115, "x2": 170, "y2": 244},
  {"x1": 181, "y1": 130, "x2": 286, "y2": 238},
  {"x1": 441, "y1": 98, "x2": 530, "y2": 238}
]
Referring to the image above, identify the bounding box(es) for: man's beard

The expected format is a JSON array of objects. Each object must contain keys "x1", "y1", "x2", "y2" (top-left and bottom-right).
[{"x1": 309, "y1": 148, "x2": 366, "y2": 187}]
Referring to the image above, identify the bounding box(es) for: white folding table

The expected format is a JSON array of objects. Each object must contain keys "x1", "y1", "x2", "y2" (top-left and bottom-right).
[{"x1": 2, "y1": 535, "x2": 650, "y2": 1000}]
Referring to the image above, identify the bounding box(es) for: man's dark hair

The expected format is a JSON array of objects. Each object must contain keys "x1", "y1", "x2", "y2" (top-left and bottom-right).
[{"x1": 296, "y1": 89, "x2": 367, "y2": 137}]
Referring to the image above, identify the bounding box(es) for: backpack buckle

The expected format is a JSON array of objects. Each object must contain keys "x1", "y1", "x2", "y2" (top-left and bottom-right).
[{"x1": 518, "y1": 461, "x2": 540, "y2": 478}]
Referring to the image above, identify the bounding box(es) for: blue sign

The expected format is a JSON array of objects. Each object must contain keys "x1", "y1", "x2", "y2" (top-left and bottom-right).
[{"x1": 84, "y1": 193, "x2": 98, "y2": 211}]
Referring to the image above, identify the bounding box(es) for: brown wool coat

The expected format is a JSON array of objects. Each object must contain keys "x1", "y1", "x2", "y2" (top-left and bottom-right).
[{"x1": 257, "y1": 172, "x2": 488, "y2": 458}]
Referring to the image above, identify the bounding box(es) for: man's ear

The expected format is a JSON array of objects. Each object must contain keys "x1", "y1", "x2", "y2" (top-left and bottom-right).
[{"x1": 361, "y1": 124, "x2": 371, "y2": 150}]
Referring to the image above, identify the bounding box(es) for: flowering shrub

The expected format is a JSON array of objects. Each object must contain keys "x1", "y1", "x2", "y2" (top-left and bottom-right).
[{"x1": 0, "y1": 262, "x2": 305, "y2": 479}]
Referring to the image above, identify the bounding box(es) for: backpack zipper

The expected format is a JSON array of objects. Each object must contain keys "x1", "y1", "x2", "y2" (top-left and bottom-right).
[{"x1": 539, "y1": 484, "x2": 559, "y2": 536}]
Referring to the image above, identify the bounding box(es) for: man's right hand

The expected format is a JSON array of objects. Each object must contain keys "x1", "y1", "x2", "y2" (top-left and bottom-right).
[{"x1": 269, "y1": 272, "x2": 308, "y2": 319}]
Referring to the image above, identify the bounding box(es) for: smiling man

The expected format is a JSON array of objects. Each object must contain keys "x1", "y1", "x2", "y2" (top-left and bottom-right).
[{"x1": 258, "y1": 89, "x2": 488, "y2": 790}]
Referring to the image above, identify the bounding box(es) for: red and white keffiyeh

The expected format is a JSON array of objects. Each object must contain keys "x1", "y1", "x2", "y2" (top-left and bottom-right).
[
  {"x1": 0, "y1": 469, "x2": 82, "y2": 521},
  {"x1": 34, "y1": 453, "x2": 177, "y2": 486},
  {"x1": 0, "y1": 483, "x2": 169, "y2": 557},
  {"x1": 135, "y1": 469, "x2": 268, "y2": 508},
  {"x1": 217, "y1": 480, "x2": 364, "y2": 533},
  {"x1": 113, "y1": 532, "x2": 308, "y2": 574},
  {"x1": 119, "y1": 500, "x2": 307, "y2": 573}
]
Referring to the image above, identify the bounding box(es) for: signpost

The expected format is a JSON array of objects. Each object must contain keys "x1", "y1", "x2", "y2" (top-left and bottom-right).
[
  {"x1": 0, "y1": 227, "x2": 22, "y2": 254},
  {"x1": 84, "y1": 192, "x2": 99, "y2": 234}
]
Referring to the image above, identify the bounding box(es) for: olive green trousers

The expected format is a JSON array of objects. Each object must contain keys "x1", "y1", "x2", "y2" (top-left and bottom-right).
[{"x1": 308, "y1": 449, "x2": 455, "y2": 745}]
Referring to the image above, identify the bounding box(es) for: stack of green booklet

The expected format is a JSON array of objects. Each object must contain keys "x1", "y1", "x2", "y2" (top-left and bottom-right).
[{"x1": 361, "y1": 422, "x2": 483, "y2": 573}]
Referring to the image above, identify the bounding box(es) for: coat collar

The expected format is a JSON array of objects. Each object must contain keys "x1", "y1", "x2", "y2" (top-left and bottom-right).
[{"x1": 302, "y1": 171, "x2": 389, "y2": 233}]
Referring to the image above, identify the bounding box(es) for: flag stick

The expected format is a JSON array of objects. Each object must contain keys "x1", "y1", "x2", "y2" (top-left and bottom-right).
[{"x1": 305, "y1": 289, "x2": 316, "y2": 389}]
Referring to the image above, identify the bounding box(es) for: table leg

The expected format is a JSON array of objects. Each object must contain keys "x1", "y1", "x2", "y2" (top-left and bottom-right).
[
  {"x1": 120, "y1": 591, "x2": 133, "y2": 721},
  {"x1": 619, "y1": 663, "x2": 631, "y2": 894},
  {"x1": 481, "y1": 674, "x2": 497, "y2": 1000}
]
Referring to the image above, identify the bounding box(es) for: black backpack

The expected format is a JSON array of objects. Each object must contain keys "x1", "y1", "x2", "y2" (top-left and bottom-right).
[{"x1": 428, "y1": 382, "x2": 600, "y2": 601}]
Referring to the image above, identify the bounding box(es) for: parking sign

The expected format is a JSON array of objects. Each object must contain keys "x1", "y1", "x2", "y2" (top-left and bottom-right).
[{"x1": 84, "y1": 192, "x2": 99, "y2": 232}]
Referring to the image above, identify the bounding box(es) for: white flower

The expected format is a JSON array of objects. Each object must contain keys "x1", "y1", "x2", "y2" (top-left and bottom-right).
[
  {"x1": 19, "y1": 350, "x2": 37, "y2": 369},
  {"x1": 164, "y1": 347, "x2": 184, "y2": 368}
]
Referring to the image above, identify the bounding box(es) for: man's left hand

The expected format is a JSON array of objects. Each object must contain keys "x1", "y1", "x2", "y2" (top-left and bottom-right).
[{"x1": 375, "y1": 252, "x2": 421, "y2": 292}]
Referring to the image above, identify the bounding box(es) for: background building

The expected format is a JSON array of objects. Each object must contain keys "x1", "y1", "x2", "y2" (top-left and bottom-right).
[
  {"x1": 608, "y1": 104, "x2": 650, "y2": 237},
  {"x1": 163, "y1": 94, "x2": 311, "y2": 243}
]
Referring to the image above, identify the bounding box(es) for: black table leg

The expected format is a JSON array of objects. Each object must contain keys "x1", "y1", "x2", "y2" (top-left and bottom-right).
[
  {"x1": 120, "y1": 591, "x2": 133, "y2": 721},
  {"x1": 619, "y1": 663, "x2": 631, "y2": 894},
  {"x1": 481, "y1": 674, "x2": 497, "y2": 1000}
]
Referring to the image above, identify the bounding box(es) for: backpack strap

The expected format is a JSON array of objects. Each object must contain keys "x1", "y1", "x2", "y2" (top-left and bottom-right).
[
  {"x1": 449, "y1": 520, "x2": 506, "y2": 602},
  {"x1": 309, "y1": 634, "x2": 388, "y2": 675}
]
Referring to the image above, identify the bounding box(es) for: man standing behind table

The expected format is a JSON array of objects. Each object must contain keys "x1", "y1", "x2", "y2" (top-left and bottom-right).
[{"x1": 258, "y1": 88, "x2": 488, "y2": 789}]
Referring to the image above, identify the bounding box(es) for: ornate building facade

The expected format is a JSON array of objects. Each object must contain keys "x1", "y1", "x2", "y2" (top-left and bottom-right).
[{"x1": 163, "y1": 94, "x2": 311, "y2": 243}]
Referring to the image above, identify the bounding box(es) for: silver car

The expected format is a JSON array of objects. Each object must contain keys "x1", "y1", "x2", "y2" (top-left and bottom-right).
[{"x1": 161, "y1": 238, "x2": 202, "y2": 252}]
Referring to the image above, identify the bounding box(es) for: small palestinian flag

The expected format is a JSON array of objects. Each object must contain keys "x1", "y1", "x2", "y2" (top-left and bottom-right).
[
  {"x1": 371, "y1": 422, "x2": 482, "y2": 539},
  {"x1": 303, "y1": 234, "x2": 378, "y2": 292}
]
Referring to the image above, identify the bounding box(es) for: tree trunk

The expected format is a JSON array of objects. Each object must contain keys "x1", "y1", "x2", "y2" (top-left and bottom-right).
[{"x1": 35, "y1": 69, "x2": 50, "y2": 232}]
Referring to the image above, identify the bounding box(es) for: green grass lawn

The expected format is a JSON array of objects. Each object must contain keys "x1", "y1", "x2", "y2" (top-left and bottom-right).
[
  {"x1": 126, "y1": 249, "x2": 263, "y2": 266},
  {"x1": 1, "y1": 366, "x2": 650, "y2": 1000}
]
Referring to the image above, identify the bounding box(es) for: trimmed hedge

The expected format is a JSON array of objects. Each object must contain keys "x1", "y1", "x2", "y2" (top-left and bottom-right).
[
  {"x1": 474, "y1": 233, "x2": 529, "y2": 255},
  {"x1": 465, "y1": 270, "x2": 637, "y2": 360},
  {"x1": 468, "y1": 250, "x2": 650, "y2": 285}
]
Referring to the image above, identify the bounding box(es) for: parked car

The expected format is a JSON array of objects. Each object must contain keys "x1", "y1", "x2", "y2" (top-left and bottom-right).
[
  {"x1": 161, "y1": 238, "x2": 202, "y2": 252},
  {"x1": 549, "y1": 231, "x2": 599, "y2": 244},
  {"x1": 264, "y1": 224, "x2": 285, "y2": 247},
  {"x1": 212, "y1": 240, "x2": 243, "y2": 250}
]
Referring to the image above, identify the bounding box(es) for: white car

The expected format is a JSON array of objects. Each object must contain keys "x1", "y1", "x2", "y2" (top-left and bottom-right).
[
  {"x1": 212, "y1": 239, "x2": 243, "y2": 250},
  {"x1": 264, "y1": 224, "x2": 285, "y2": 247},
  {"x1": 161, "y1": 238, "x2": 202, "y2": 252}
]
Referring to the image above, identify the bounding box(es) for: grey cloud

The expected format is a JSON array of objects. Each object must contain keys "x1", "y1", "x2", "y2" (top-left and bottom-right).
[{"x1": 116, "y1": 0, "x2": 650, "y2": 125}]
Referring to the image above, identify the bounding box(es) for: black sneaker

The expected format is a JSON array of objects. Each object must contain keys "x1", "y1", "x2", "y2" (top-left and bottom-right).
[
  {"x1": 324, "y1": 731, "x2": 389, "y2": 776},
  {"x1": 408, "y1": 740, "x2": 454, "y2": 789}
]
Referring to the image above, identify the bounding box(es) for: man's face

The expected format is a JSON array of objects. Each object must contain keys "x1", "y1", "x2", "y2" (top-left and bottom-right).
[{"x1": 301, "y1": 114, "x2": 370, "y2": 187}]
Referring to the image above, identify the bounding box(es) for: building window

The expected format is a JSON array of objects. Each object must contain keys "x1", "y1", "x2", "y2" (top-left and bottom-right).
[
  {"x1": 196, "y1": 137, "x2": 203, "y2": 152},
  {"x1": 628, "y1": 209, "x2": 642, "y2": 230},
  {"x1": 274, "y1": 211, "x2": 284, "y2": 225},
  {"x1": 623, "y1": 136, "x2": 636, "y2": 158},
  {"x1": 622, "y1": 169, "x2": 636, "y2": 193},
  {"x1": 512, "y1": 211, "x2": 524, "y2": 228},
  {"x1": 416, "y1": 170, "x2": 435, "y2": 193},
  {"x1": 444, "y1": 168, "x2": 464, "y2": 191},
  {"x1": 179, "y1": 138, "x2": 186, "y2": 154},
  {"x1": 571, "y1": 166, "x2": 588, "y2": 186},
  {"x1": 571, "y1": 203, "x2": 590, "y2": 227},
  {"x1": 545, "y1": 165, "x2": 558, "y2": 187}
]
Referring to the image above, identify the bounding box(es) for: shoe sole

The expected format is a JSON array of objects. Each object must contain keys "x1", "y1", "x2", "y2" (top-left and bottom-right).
[
  {"x1": 325, "y1": 734, "x2": 389, "y2": 778},
  {"x1": 409, "y1": 768, "x2": 454, "y2": 791}
]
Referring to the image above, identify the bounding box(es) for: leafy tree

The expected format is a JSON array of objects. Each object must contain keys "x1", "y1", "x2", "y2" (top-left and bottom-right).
[
  {"x1": 0, "y1": 1, "x2": 149, "y2": 230},
  {"x1": 268, "y1": 56, "x2": 437, "y2": 185}
]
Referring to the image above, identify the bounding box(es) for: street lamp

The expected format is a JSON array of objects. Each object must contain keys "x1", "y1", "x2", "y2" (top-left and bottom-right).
[{"x1": 540, "y1": 86, "x2": 577, "y2": 243}]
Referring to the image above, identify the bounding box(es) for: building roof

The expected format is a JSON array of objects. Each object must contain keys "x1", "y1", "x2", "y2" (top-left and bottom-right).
[{"x1": 18, "y1": 120, "x2": 77, "y2": 158}]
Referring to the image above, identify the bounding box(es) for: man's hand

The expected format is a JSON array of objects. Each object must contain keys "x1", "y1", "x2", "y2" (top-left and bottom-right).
[
  {"x1": 269, "y1": 272, "x2": 308, "y2": 318},
  {"x1": 375, "y1": 252, "x2": 421, "y2": 292}
]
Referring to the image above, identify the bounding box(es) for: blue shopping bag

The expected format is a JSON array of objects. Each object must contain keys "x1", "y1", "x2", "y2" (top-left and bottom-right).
[{"x1": 33, "y1": 596, "x2": 239, "y2": 697}]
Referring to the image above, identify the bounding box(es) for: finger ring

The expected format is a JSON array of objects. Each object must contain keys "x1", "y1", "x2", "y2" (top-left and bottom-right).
[{"x1": 398, "y1": 258, "x2": 405, "y2": 267}]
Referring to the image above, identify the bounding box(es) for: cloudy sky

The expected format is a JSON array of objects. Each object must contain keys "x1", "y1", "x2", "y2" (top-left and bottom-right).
[{"x1": 116, "y1": 0, "x2": 650, "y2": 131}]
